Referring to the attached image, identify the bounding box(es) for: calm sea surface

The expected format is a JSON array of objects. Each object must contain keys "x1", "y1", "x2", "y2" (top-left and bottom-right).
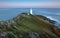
[{"x1": 0, "y1": 8, "x2": 60, "y2": 27}]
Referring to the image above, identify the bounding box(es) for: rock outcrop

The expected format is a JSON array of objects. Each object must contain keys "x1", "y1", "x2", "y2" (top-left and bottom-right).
[{"x1": 0, "y1": 13, "x2": 60, "y2": 38}]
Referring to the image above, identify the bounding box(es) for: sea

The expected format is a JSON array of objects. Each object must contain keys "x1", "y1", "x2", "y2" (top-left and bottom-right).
[{"x1": 0, "y1": 8, "x2": 60, "y2": 28}]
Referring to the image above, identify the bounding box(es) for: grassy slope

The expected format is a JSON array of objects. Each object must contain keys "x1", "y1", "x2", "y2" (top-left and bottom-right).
[
  {"x1": 11, "y1": 14, "x2": 58, "y2": 37},
  {"x1": 0, "y1": 13, "x2": 59, "y2": 38}
]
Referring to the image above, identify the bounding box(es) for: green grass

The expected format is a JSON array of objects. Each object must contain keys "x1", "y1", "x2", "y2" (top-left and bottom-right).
[{"x1": 0, "y1": 13, "x2": 59, "y2": 38}]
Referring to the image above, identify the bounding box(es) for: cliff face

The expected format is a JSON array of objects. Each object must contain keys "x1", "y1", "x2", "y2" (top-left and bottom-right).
[{"x1": 0, "y1": 13, "x2": 60, "y2": 38}]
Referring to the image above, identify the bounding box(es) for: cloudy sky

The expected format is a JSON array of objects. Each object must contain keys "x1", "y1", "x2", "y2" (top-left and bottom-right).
[{"x1": 0, "y1": 0, "x2": 60, "y2": 8}]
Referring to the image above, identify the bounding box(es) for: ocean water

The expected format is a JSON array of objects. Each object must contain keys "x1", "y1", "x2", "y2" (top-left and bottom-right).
[
  {"x1": 0, "y1": 8, "x2": 60, "y2": 27},
  {"x1": 0, "y1": 8, "x2": 30, "y2": 21}
]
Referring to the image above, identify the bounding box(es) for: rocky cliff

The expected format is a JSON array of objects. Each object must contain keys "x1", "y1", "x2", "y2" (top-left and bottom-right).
[{"x1": 0, "y1": 13, "x2": 60, "y2": 38}]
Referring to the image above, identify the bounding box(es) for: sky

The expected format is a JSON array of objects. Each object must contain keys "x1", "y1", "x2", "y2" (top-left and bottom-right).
[{"x1": 0, "y1": 0, "x2": 60, "y2": 8}]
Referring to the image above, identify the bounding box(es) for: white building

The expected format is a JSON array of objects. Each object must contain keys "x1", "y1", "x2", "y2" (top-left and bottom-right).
[
  {"x1": 28, "y1": 8, "x2": 33, "y2": 15},
  {"x1": 30, "y1": 8, "x2": 33, "y2": 14}
]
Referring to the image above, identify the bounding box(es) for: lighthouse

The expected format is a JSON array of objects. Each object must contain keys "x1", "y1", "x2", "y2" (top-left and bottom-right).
[
  {"x1": 30, "y1": 8, "x2": 33, "y2": 14},
  {"x1": 28, "y1": 8, "x2": 33, "y2": 15}
]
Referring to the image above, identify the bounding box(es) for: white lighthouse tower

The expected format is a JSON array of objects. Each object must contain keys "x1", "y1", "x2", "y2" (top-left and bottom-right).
[
  {"x1": 28, "y1": 8, "x2": 33, "y2": 15},
  {"x1": 30, "y1": 8, "x2": 33, "y2": 14}
]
